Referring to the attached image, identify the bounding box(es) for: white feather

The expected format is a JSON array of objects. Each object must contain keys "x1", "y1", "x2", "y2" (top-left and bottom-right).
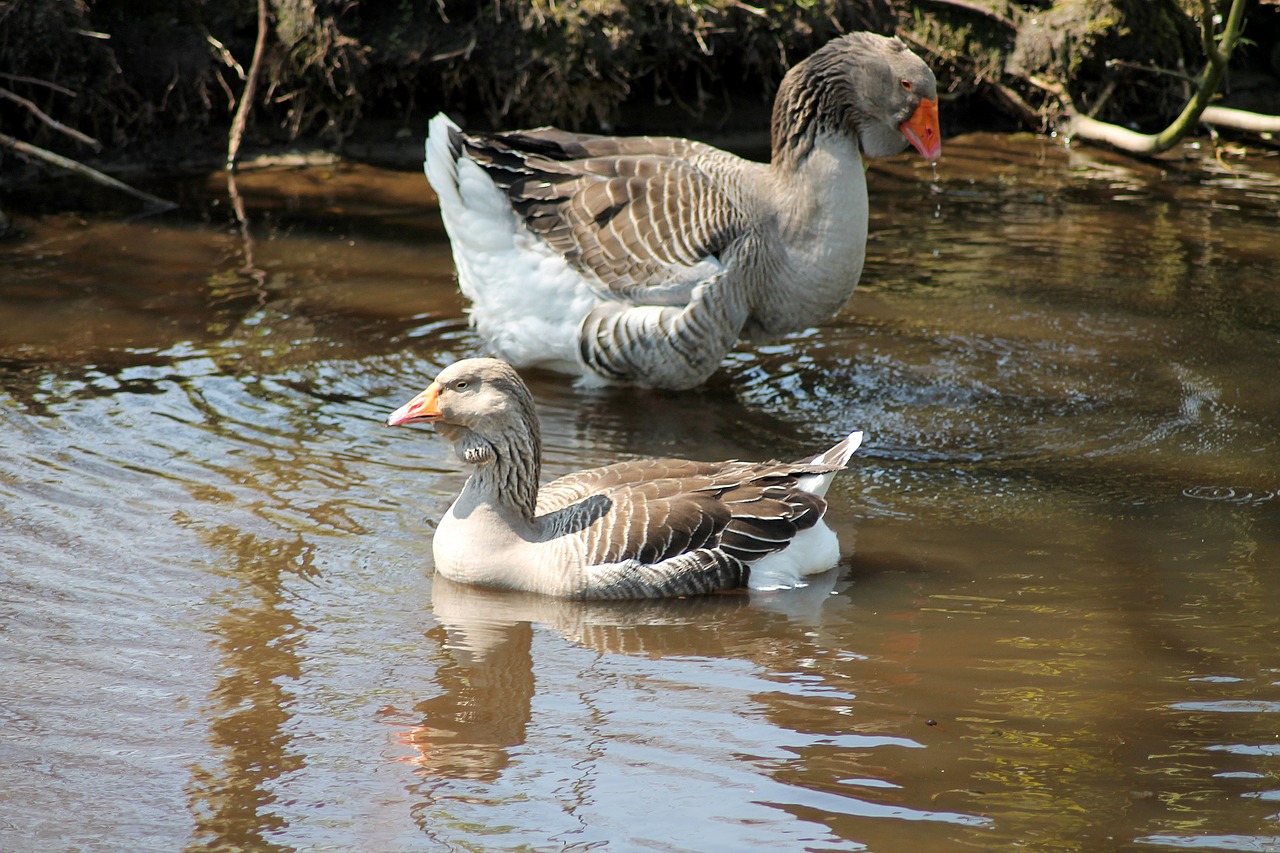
[
  {"x1": 748, "y1": 430, "x2": 862, "y2": 591},
  {"x1": 796, "y1": 430, "x2": 863, "y2": 496},
  {"x1": 425, "y1": 115, "x2": 605, "y2": 376},
  {"x1": 747, "y1": 521, "x2": 841, "y2": 591}
]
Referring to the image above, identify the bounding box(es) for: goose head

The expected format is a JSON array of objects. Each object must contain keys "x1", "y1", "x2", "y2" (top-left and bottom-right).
[
  {"x1": 851, "y1": 35, "x2": 941, "y2": 160},
  {"x1": 773, "y1": 32, "x2": 941, "y2": 163},
  {"x1": 386, "y1": 358, "x2": 541, "y2": 467}
]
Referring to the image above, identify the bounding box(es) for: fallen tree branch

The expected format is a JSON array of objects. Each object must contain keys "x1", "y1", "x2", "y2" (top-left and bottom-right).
[
  {"x1": 1200, "y1": 105, "x2": 1280, "y2": 134},
  {"x1": 0, "y1": 133, "x2": 176, "y2": 211},
  {"x1": 1064, "y1": 115, "x2": 1163, "y2": 152},
  {"x1": 227, "y1": 0, "x2": 269, "y2": 171},
  {"x1": 1064, "y1": 0, "x2": 1253, "y2": 154},
  {"x1": 989, "y1": 80, "x2": 1043, "y2": 129}
]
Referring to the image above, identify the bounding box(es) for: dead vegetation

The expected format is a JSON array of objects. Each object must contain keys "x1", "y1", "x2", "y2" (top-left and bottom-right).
[
  {"x1": 901, "y1": 0, "x2": 1280, "y2": 149},
  {"x1": 0, "y1": 1, "x2": 890, "y2": 157},
  {"x1": 1, "y1": 0, "x2": 1277, "y2": 209}
]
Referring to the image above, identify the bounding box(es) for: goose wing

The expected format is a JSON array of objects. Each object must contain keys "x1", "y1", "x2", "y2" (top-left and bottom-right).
[
  {"x1": 535, "y1": 457, "x2": 733, "y2": 514},
  {"x1": 538, "y1": 460, "x2": 840, "y2": 599},
  {"x1": 454, "y1": 126, "x2": 756, "y2": 304}
]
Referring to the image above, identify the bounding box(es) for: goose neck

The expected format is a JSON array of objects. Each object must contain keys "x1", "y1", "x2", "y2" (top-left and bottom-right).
[
  {"x1": 770, "y1": 43, "x2": 861, "y2": 171},
  {"x1": 450, "y1": 423, "x2": 542, "y2": 522}
]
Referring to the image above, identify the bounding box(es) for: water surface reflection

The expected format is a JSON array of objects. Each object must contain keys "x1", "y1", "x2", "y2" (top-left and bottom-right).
[{"x1": 1, "y1": 136, "x2": 1278, "y2": 852}]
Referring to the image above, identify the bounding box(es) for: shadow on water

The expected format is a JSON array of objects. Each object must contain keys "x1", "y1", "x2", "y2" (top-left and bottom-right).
[{"x1": 1, "y1": 135, "x2": 1279, "y2": 852}]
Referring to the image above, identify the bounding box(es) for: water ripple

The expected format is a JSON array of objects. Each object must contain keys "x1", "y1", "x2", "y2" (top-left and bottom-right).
[
  {"x1": 1183, "y1": 486, "x2": 1277, "y2": 506},
  {"x1": 1135, "y1": 835, "x2": 1280, "y2": 851},
  {"x1": 1170, "y1": 701, "x2": 1280, "y2": 713}
]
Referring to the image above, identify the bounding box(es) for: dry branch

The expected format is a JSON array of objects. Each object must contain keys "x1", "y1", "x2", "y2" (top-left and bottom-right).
[
  {"x1": 0, "y1": 73, "x2": 77, "y2": 98},
  {"x1": 227, "y1": 0, "x2": 269, "y2": 171},
  {"x1": 0, "y1": 87, "x2": 100, "y2": 150},
  {"x1": 1200, "y1": 106, "x2": 1280, "y2": 134},
  {"x1": 0, "y1": 133, "x2": 176, "y2": 211}
]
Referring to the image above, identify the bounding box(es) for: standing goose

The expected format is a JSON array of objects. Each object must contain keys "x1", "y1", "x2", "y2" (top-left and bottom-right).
[
  {"x1": 425, "y1": 31, "x2": 940, "y2": 390},
  {"x1": 386, "y1": 358, "x2": 863, "y2": 599}
]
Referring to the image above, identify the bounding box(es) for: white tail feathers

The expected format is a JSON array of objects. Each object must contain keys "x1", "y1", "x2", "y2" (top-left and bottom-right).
[{"x1": 796, "y1": 430, "x2": 863, "y2": 497}]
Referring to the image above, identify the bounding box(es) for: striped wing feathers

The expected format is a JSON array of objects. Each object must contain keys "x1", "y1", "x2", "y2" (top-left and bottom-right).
[
  {"x1": 456, "y1": 126, "x2": 752, "y2": 300},
  {"x1": 718, "y1": 477, "x2": 827, "y2": 562},
  {"x1": 536, "y1": 459, "x2": 840, "y2": 587},
  {"x1": 570, "y1": 548, "x2": 748, "y2": 600},
  {"x1": 535, "y1": 457, "x2": 732, "y2": 514}
]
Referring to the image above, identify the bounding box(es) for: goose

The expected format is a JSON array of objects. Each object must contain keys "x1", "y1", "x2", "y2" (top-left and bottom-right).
[
  {"x1": 424, "y1": 31, "x2": 940, "y2": 390},
  {"x1": 385, "y1": 358, "x2": 864, "y2": 599}
]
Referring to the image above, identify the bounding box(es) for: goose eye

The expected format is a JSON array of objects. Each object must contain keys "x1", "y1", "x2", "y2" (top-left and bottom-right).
[
  {"x1": 454, "y1": 380, "x2": 469, "y2": 390},
  {"x1": 901, "y1": 79, "x2": 913, "y2": 92}
]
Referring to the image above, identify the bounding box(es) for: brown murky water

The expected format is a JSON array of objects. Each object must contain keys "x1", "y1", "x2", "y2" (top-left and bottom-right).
[{"x1": 2, "y1": 135, "x2": 1279, "y2": 852}]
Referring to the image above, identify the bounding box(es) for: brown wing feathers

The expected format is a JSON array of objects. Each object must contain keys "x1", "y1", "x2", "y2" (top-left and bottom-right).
[
  {"x1": 535, "y1": 458, "x2": 731, "y2": 514},
  {"x1": 717, "y1": 477, "x2": 826, "y2": 562},
  {"x1": 548, "y1": 461, "x2": 835, "y2": 570},
  {"x1": 456, "y1": 127, "x2": 741, "y2": 296},
  {"x1": 557, "y1": 463, "x2": 834, "y2": 599}
]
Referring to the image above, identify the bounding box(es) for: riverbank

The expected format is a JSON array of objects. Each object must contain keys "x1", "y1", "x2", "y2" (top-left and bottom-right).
[{"x1": 2, "y1": 0, "x2": 1278, "y2": 215}]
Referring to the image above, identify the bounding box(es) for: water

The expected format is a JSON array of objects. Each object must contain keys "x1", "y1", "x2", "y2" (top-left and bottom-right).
[{"x1": 2, "y1": 135, "x2": 1279, "y2": 852}]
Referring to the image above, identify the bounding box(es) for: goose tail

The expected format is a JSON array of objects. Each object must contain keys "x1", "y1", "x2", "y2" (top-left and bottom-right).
[
  {"x1": 795, "y1": 430, "x2": 863, "y2": 498},
  {"x1": 424, "y1": 113, "x2": 463, "y2": 211}
]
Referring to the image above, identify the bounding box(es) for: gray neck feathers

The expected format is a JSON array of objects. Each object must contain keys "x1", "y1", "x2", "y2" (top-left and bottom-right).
[
  {"x1": 449, "y1": 392, "x2": 542, "y2": 521},
  {"x1": 770, "y1": 35, "x2": 870, "y2": 169}
]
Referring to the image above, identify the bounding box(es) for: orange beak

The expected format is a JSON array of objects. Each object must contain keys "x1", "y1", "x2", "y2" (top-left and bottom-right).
[
  {"x1": 386, "y1": 381, "x2": 443, "y2": 427},
  {"x1": 900, "y1": 97, "x2": 941, "y2": 161}
]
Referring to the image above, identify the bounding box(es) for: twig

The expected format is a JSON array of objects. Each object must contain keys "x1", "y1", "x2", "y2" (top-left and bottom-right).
[
  {"x1": 207, "y1": 34, "x2": 247, "y2": 80},
  {"x1": 0, "y1": 132, "x2": 177, "y2": 210},
  {"x1": 1026, "y1": 75, "x2": 1065, "y2": 98},
  {"x1": 727, "y1": 1, "x2": 769, "y2": 19},
  {"x1": 1104, "y1": 59, "x2": 1196, "y2": 84},
  {"x1": 1087, "y1": 78, "x2": 1118, "y2": 118},
  {"x1": 227, "y1": 0, "x2": 269, "y2": 171},
  {"x1": 427, "y1": 34, "x2": 477, "y2": 64},
  {"x1": 0, "y1": 87, "x2": 100, "y2": 150},
  {"x1": 0, "y1": 73, "x2": 77, "y2": 97}
]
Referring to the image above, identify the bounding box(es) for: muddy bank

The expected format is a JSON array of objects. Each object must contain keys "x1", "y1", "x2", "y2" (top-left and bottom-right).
[{"x1": 1, "y1": 0, "x2": 1278, "y2": 203}]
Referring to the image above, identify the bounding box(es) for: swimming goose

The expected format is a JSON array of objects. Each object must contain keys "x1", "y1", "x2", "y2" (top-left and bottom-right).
[
  {"x1": 386, "y1": 358, "x2": 863, "y2": 599},
  {"x1": 425, "y1": 31, "x2": 940, "y2": 390}
]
